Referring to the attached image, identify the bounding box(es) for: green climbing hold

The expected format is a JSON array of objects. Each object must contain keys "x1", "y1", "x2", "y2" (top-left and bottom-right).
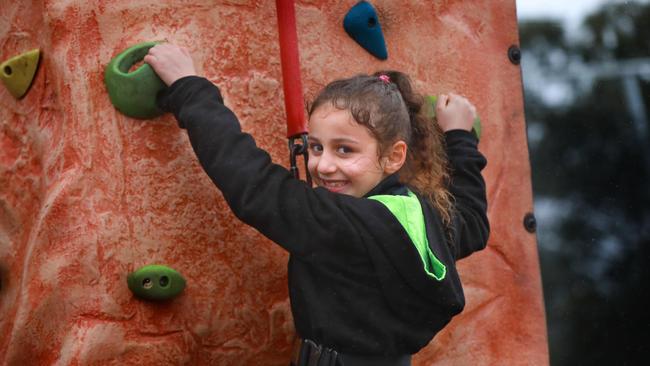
[
  {"x1": 127, "y1": 264, "x2": 186, "y2": 301},
  {"x1": 426, "y1": 95, "x2": 482, "y2": 140},
  {"x1": 0, "y1": 49, "x2": 40, "y2": 99},
  {"x1": 104, "y1": 41, "x2": 166, "y2": 119}
]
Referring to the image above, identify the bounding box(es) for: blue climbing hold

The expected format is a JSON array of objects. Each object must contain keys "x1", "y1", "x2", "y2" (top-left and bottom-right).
[{"x1": 343, "y1": 1, "x2": 387, "y2": 60}]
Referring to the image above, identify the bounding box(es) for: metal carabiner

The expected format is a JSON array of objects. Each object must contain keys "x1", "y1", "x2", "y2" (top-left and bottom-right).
[{"x1": 289, "y1": 133, "x2": 312, "y2": 186}]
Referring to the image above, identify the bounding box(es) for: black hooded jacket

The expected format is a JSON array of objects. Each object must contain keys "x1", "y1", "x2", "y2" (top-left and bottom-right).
[{"x1": 158, "y1": 76, "x2": 489, "y2": 356}]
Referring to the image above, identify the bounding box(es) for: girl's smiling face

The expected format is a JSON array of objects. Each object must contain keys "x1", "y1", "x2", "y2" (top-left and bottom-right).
[{"x1": 307, "y1": 104, "x2": 388, "y2": 197}]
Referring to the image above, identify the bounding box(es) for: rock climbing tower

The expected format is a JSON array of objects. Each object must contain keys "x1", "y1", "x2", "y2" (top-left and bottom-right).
[{"x1": 0, "y1": 1, "x2": 548, "y2": 365}]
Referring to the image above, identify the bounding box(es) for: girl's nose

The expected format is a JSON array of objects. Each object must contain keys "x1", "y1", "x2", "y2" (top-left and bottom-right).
[{"x1": 317, "y1": 152, "x2": 337, "y2": 174}]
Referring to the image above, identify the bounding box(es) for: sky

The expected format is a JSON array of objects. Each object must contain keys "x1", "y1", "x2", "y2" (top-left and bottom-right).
[{"x1": 516, "y1": 0, "x2": 612, "y2": 19}]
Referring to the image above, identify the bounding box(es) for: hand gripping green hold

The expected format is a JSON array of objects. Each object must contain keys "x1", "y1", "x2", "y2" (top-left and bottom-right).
[
  {"x1": 105, "y1": 41, "x2": 166, "y2": 119},
  {"x1": 426, "y1": 95, "x2": 482, "y2": 140},
  {"x1": 127, "y1": 264, "x2": 186, "y2": 301}
]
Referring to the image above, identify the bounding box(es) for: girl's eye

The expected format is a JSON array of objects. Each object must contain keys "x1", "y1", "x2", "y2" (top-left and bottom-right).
[
  {"x1": 336, "y1": 146, "x2": 353, "y2": 154},
  {"x1": 309, "y1": 144, "x2": 323, "y2": 153}
]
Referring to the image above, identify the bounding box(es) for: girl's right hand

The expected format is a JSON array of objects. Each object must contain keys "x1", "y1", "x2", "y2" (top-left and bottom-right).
[
  {"x1": 144, "y1": 43, "x2": 197, "y2": 86},
  {"x1": 435, "y1": 93, "x2": 477, "y2": 133}
]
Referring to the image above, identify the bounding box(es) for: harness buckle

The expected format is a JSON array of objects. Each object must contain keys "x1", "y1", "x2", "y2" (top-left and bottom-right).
[{"x1": 292, "y1": 338, "x2": 340, "y2": 366}]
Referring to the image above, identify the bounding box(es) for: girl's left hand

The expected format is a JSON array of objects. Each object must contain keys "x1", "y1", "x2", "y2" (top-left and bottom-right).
[
  {"x1": 435, "y1": 93, "x2": 477, "y2": 133},
  {"x1": 144, "y1": 43, "x2": 197, "y2": 86}
]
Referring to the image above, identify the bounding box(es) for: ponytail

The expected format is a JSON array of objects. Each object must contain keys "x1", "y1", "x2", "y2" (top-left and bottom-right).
[{"x1": 372, "y1": 71, "x2": 453, "y2": 227}]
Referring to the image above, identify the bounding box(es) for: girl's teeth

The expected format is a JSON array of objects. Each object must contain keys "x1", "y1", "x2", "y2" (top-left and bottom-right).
[{"x1": 326, "y1": 181, "x2": 345, "y2": 187}]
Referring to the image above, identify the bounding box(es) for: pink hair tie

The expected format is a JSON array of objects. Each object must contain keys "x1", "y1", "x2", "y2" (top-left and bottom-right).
[{"x1": 378, "y1": 74, "x2": 390, "y2": 84}]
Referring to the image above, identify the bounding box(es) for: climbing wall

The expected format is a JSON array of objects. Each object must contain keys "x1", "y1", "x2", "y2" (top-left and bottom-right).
[{"x1": 0, "y1": 1, "x2": 548, "y2": 365}]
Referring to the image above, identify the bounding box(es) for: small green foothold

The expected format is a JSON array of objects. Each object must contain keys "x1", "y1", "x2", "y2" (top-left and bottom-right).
[
  {"x1": 104, "y1": 41, "x2": 166, "y2": 119},
  {"x1": 0, "y1": 49, "x2": 40, "y2": 99},
  {"x1": 426, "y1": 95, "x2": 482, "y2": 140},
  {"x1": 127, "y1": 264, "x2": 186, "y2": 301}
]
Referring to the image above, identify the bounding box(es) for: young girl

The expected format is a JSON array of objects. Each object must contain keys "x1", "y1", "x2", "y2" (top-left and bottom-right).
[{"x1": 145, "y1": 44, "x2": 489, "y2": 366}]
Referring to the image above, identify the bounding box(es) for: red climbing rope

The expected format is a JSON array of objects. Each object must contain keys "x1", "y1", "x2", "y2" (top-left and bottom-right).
[
  {"x1": 276, "y1": 0, "x2": 307, "y2": 138},
  {"x1": 276, "y1": 0, "x2": 311, "y2": 184}
]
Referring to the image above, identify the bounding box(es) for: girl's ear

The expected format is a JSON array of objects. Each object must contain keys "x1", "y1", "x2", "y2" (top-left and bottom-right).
[{"x1": 382, "y1": 140, "x2": 408, "y2": 175}]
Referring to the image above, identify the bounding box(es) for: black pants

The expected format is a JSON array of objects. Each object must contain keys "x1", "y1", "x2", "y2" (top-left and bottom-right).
[
  {"x1": 339, "y1": 353, "x2": 412, "y2": 366},
  {"x1": 290, "y1": 338, "x2": 411, "y2": 366}
]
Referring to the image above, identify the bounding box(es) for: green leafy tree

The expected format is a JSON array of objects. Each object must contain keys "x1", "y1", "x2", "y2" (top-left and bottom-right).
[{"x1": 519, "y1": 2, "x2": 650, "y2": 364}]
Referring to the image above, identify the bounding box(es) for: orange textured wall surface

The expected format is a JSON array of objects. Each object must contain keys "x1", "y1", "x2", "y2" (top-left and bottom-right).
[{"x1": 0, "y1": 1, "x2": 548, "y2": 365}]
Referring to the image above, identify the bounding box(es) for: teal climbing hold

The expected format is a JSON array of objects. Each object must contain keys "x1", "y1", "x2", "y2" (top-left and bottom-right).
[
  {"x1": 343, "y1": 1, "x2": 388, "y2": 60},
  {"x1": 426, "y1": 95, "x2": 482, "y2": 140},
  {"x1": 104, "y1": 41, "x2": 166, "y2": 119},
  {"x1": 127, "y1": 264, "x2": 186, "y2": 301}
]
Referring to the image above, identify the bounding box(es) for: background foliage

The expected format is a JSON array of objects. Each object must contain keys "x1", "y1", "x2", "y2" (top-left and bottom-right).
[{"x1": 519, "y1": 2, "x2": 650, "y2": 364}]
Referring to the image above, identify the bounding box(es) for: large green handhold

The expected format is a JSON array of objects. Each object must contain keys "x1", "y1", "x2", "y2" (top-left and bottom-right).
[
  {"x1": 105, "y1": 41, "x2": 166, "y2": 119},
  {"x1": 426, "y1": 95, "x2": 482, "y2": 140},
  {"x1": 127, "y1": 264, "x2": 186, "y2": 301}
]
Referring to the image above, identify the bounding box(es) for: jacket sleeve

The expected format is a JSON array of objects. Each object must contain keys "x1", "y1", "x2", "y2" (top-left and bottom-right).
[
  {"x1": 156, "y1": 76, "x2": 363, "y2": 261},
  {"x1": 445, "y1": 130, "x2": 490, "y2": 259}
]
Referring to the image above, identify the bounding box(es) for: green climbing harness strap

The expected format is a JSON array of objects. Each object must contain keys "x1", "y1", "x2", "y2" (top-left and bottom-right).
[{"x1": 369, "y1": 191, "x2": 447, "y2": 281}]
